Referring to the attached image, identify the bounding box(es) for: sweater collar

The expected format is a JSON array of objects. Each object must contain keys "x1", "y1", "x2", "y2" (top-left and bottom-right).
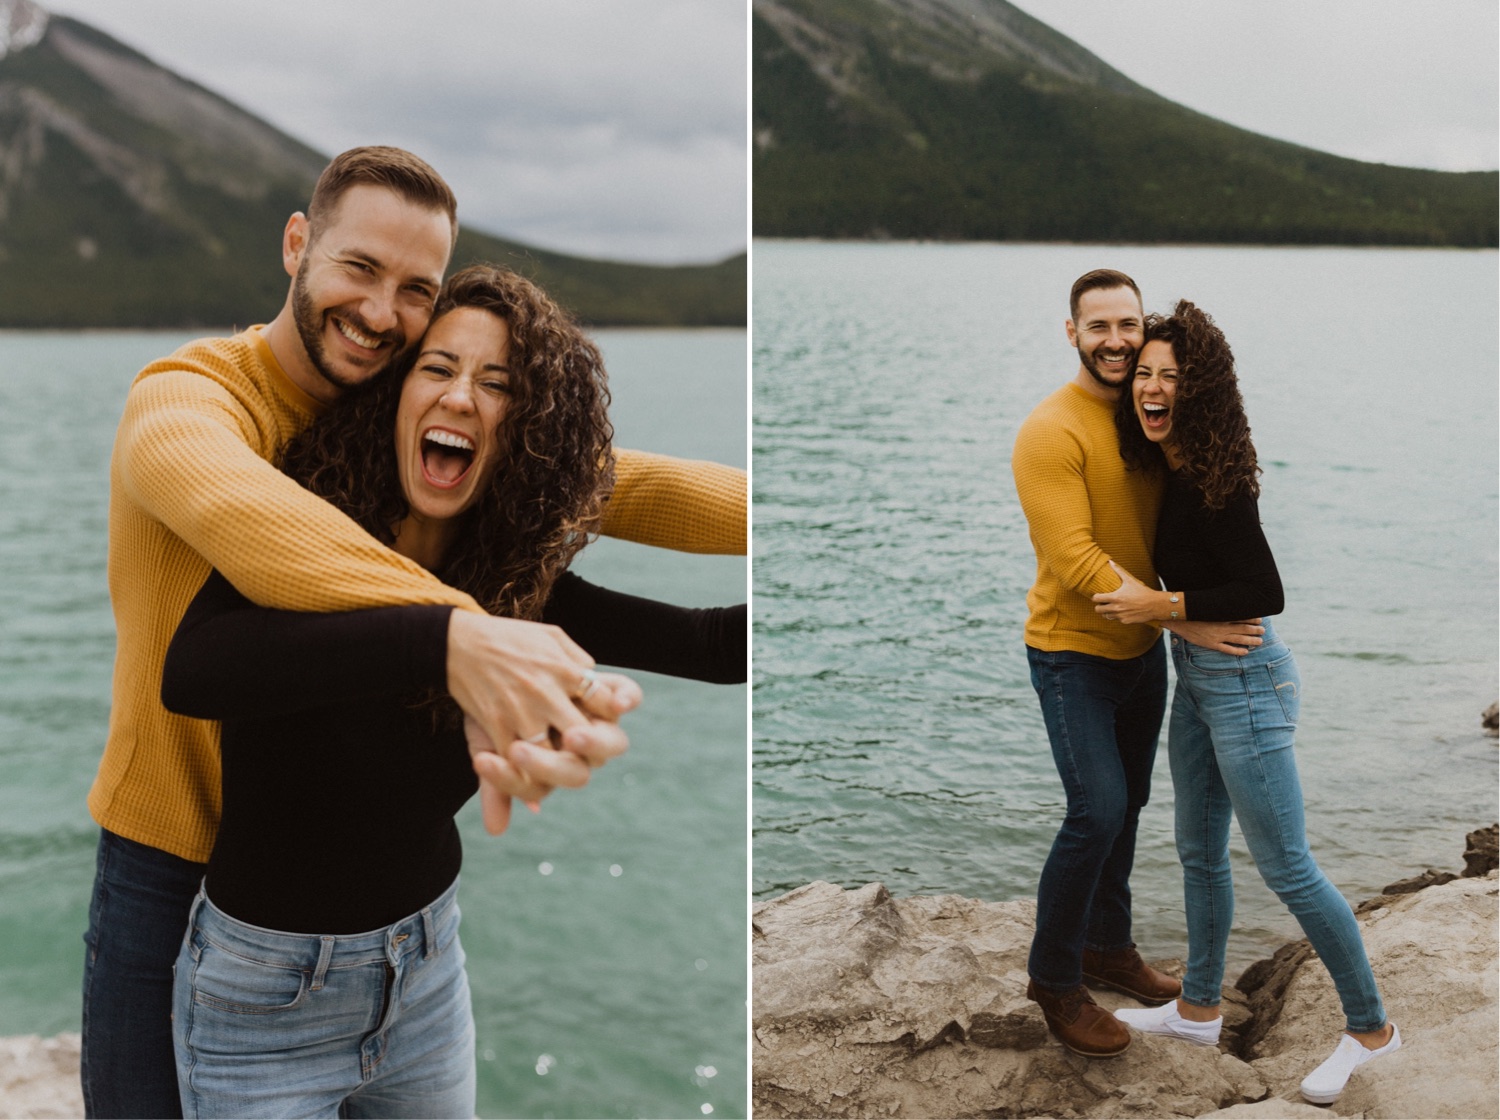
[{"x1": 246, "y1": 326, "x2": 325, "y2": 418}]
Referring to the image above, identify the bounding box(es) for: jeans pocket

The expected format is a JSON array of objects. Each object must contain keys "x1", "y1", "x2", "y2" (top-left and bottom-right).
[
  {"x1": 190, "y1": 938, "x2": 308, "y2": 1016},
  {"x1": 1183, "y1": 643, "x2": 1246, "y2": 677},
  {"x1": 1263, "y1": 653, "x2": 1301, "y2": 725}
]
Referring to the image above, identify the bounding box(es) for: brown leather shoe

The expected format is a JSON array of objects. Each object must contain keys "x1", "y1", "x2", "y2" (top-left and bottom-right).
[
  {"x1": 1081, "y1": 946, "x2": 1181, "y2": 1006},
  {"x1": 1026, "y1": 979, "x2": 1131, "y2": 1057}
]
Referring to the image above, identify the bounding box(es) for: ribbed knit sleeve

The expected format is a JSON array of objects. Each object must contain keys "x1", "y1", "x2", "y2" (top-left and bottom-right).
[
  {"x1": 114, "y1": 365, "x2": 479, "y2": 615},
  {"x1": 1011, "y1": 384, "x2": 1163, "y2": 659},
  {"x1": 604, "y1": 450, "x2": 746, "y2": 555},
  {"x1": 1013, "y1": 413, "x2": 1124, "y2": 599}
]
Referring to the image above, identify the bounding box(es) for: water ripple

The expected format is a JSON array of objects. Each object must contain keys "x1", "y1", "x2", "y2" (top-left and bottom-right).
[{"x1": 753, "y1": 242, "x2": 1500, "y2": 972}]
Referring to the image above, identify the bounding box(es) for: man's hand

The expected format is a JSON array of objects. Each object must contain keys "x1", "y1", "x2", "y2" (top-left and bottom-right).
[
  {"x1": 448, "y1": 610, "x2": 626, "y2": 743},
  {"x1": 1092, "y1": 561, "x2": 1166, "y2": 625},
  {"x1": 1164, "y1": 618, "x2": 1265, "y2": 656}
]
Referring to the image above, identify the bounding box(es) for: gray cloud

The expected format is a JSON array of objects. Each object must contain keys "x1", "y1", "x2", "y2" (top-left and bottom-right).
[
  {"x1": 48, "y1": 0, "x2": 746, "y2": 263},
  {"x1": 1011, "y1": 0, "x2": 1498, "y2": 172}
]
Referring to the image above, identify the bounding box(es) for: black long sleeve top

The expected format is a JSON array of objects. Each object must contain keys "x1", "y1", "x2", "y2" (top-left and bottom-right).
[
  {"x1": 1153, "y1": 472, "x2": 1285, "y2": 622},
  {"x1": 161, "y1": 570, "x2": 745, "y2": 934}
]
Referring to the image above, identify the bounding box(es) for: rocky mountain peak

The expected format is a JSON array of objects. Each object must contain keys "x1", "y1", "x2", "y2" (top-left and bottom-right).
[
  {"x1": 0, "y1": 0, "x2": 47, "y2": 60},
  {"x1": 754, "y1": 0, "x2": 1147, "y2": 101}
]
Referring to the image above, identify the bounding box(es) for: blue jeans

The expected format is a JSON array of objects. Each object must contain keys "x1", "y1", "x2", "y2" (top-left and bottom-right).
[
  {"x1": 81, "y1": 828, "x2": 206, "y2": 1119},
  {"x1": 173, "y1": 877, "x2": 475, "y2": 1119},
  {"x1": 1026, "y1": 640, "x2": 1166, "y2": 990},
  {"x1": 1169, "y1": 622, "x2": 1385, "y2": 1032}
]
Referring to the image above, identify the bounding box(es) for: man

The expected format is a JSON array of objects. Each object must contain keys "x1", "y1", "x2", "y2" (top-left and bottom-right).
[
  {"x1": 1011, "y1": 269, "x2": 1261, "y2": 1057},
  {"x1": 82, "y1": 146, "x2": 746, "y2": 1118}
]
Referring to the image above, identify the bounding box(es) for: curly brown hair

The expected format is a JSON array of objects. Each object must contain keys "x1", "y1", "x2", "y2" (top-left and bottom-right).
[
  {"x1": 1114, "y1": 299, "x2": 1260, "y2": 510},
  {"x1": 280, "y1": 263, "x2": 615, "y2": 620}
]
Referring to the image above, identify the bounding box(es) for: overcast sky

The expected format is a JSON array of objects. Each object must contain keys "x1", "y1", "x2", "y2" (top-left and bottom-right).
[
  {"x1": 1009, "y1": 0, "x2": 1498, "y2": 172},
  {"x1": 40, "y1": 1, "x2": 1496, "y2": 264},
  {"x1": 46, "y1": 0, "x2": 747, "y2": 265}
]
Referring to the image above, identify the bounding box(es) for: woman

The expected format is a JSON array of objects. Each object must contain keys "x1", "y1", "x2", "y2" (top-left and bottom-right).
[
  {"x1": 1091, "y1": 301, "x2": 1399, "y2": 1105},
  {"x1": 161, "y1": 264, "x2": 743, "y2": 1118}
]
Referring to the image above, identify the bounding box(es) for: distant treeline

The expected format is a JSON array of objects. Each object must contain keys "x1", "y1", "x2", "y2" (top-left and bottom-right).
[
  {"x1": 0, "y1": 183, "x2": 746, "y2": 329},
  {"x1": 753, "y1": 14, "x2": 1497, "y2": 247}
]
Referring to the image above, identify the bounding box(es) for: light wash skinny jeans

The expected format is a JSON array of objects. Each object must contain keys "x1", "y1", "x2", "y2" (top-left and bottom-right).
[
  {"x1": 1168, "y1": 621, "x2": 1386, "y2": 1032},
  {"x1": 172, "y1": 877, "x2": 475, "y2": 1119}
]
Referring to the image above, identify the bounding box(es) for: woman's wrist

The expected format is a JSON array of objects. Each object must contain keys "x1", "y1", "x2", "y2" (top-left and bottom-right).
[{"x1": 1162, "y1": 591, "x2": 1183, "y2": 621}]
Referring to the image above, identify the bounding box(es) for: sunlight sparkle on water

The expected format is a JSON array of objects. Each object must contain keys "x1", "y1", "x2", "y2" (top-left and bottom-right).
[
  {"x1": 538, "y1": 861, "x2": 553, "y2": 876},
  {"x1": 609, "y1": 863, "x2": 623, "y2": 877}
]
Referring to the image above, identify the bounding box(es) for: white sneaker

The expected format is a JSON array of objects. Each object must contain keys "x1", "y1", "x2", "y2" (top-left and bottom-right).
[
  {"x1": 1114, "y1": 1001, "x2": 1222, "y2": 1046},
  {"x1": 1300, "y1": 1023, "x2": 1402, "y2": 1104}
]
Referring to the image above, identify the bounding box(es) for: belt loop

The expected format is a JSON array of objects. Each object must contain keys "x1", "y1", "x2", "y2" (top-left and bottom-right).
[
  {"x1": 310, "y1": 936, "x2": 335, "y2": 990},
  {"x1": 421, "y1": 904, "x2": 437, "y2": 960},
  {"x1": 183, "y1": 883, "x2": 207, "y2": 958}
]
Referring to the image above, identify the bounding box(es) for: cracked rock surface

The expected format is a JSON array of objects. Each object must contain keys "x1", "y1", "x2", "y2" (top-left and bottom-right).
[{"x1": 754, "y1": 831, "x2": 1498, "y2": 1119}]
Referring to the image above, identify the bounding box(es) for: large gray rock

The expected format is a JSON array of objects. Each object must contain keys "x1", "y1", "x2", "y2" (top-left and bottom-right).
[
  {"x1": 0, "y1": 1033, "x2": 82, "y2": 1120},
  {"x1": 1244, "y1": 871, "x2": 1499, "y2": 1119},
  {"x1": 753, "y1": 860, "x2": 1499, "y2": 1119},
  {"x1": 754, "y1": 883, "x2": 1262, "y2": 1118}
]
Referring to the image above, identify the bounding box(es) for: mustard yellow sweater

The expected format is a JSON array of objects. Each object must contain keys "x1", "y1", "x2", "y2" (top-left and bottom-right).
[
  {"x1": 1012, "y1": 383, "x2": 1164, "y2": 660},
  {"x1": 91, "y1": 328, "x2": 746, "y2": 862}
]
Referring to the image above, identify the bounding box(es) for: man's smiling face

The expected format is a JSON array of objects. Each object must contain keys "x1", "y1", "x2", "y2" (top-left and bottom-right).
[
  {"x1": 288, "y1": 183, "x2": 452, "y2": 400},
  {"x1": 1066, "y1": 286, "x2": 1145, "y2": 396}
]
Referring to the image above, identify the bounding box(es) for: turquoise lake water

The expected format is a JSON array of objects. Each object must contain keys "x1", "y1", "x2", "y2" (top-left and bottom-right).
[
  {"x1": 0, "y1": 327, "x2": 747, "y2": 1120},
  {"x1": 752, "y1": 242, "x2": 1498, "y2": 978}
]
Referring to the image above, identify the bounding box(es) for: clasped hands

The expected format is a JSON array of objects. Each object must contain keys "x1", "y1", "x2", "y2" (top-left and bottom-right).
[
  {"x1": 1091, "y1": 561, "x2": 1165, "y2": 625},
  {"x1": 447, "y1": 610, "x2": 642, "y2": 835},
  {"x1": 1092, "y1": 561, "x2": 1265, "y2": 656}
]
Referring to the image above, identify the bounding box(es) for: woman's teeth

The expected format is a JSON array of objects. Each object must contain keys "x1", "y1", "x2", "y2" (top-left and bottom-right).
[
  {"x1": 421, "y1": 430, "x2": 476, "y2": 484},
  {"x1": 424, "y1": 429, "x2": 474, "y2": 452}
]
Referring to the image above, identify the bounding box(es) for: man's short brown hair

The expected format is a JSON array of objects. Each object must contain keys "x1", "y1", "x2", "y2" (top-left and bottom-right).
[
  {"x1": 306, "y1": 146, "x2": 458, "y2": 246},
  {"x1": 1069, "y1": 269, "x2": 1141, "y2": 321}
]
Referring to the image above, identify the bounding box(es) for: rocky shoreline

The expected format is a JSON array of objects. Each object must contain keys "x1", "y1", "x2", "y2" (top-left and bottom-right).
[
  {"x1": 753, "y1": 826, "x2": 1498, "y2": 1119},
  {"x1": 0, "y1": 1033, "x2": 81, "y2": 1119},
  {"x1": 3, "y1": 830, "x2": 1495, "y2": 1118}
]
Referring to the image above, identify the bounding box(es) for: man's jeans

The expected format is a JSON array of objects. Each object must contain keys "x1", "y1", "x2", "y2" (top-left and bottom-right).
[
  {"x1": 1026, "y1": 640, "x2": 1166, "y2": 990},
  {"x1": 173, "y1": 877, "x2": 474, "y2": 1119},
  {"x1": 1169, "y1": 622, "x2": 1386, "y2": 1031},
  {"x1": 81, "y1": 828, "x2": 206, "y2": 1119}
]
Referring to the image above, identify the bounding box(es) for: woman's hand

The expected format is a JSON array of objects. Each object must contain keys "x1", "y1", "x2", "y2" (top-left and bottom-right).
[
  {"x1": 462, "y1": 715, "x2": 585, "y2": 836},
  {"x1": 1092, "y1": 561, "x2": 1170, "y2": 625}
]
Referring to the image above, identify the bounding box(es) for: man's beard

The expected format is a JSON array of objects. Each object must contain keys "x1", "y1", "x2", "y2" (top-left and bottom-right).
[
  {"x1": 1079, "y1": 342, "x2": 1135, "y2": 392},
  {"x1": 291, "y1": 260, "x2": 405, "y2": 394}
]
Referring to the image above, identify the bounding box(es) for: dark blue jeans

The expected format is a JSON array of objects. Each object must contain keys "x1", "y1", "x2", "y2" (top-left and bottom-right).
[
  {"x1": 81, "y1": 828, "x2": 206, "y2": 1119},
  {"x1": 1026, "y1": 640, "x2": 1166, "y2": 991}
]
